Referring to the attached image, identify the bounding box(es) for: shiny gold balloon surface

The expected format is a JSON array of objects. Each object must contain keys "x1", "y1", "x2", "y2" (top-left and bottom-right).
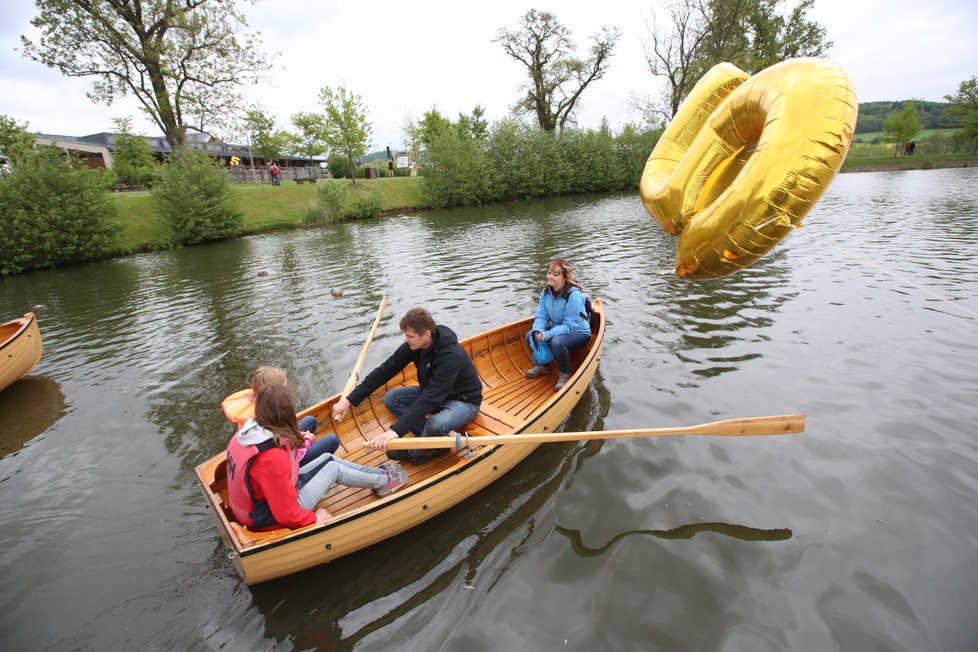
[{"x1": 640, "y1": 58, "x2": 858, "y2": 279}]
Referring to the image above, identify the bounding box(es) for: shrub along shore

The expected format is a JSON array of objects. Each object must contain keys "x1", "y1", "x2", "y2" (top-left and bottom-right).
[{"x1": 111, "y1": 154, "x2": 978, "y2": 256}]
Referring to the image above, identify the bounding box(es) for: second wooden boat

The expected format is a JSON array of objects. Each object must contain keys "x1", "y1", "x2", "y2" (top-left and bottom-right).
[
  {"x1": 0, "y1": 312, "x2": 43, "y2": 393},
  {"x1": 195, "y1": 299, "x2": 606, "y2": 584}
]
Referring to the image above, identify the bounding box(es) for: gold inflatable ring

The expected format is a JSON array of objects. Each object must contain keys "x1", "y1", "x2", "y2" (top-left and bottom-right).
[{"x1": 640, "y1": 58, "x2": 858, "y2": 279}]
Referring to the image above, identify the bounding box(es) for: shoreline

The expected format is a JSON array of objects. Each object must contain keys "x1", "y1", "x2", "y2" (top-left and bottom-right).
[{"x1": 841, "y1": 157, "x2": 977, "y2": 174}]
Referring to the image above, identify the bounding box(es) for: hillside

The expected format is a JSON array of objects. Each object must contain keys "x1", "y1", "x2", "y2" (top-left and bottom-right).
[{"x1": 856, "y1": 100, "x2": 955, "y2": 134}]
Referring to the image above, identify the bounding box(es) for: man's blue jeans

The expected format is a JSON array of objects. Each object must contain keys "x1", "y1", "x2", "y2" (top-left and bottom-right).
[{"x1": 382, "y1": 386, "x2": 480, "y2": 461}]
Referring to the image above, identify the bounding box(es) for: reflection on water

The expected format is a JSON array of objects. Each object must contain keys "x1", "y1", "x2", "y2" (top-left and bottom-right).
[
  {"x1": 0, "y1": 375, "x2": 66, "y2": 457},
  {"x1": 0, "y1": 168, "x2": 977, "y2": 650},
  {"x1": 555, "y1": 522, "x2": 792, "y2": 558}
]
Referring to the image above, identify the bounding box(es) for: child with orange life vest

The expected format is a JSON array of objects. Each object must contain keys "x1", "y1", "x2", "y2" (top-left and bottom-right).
[
  {"x1": 226, "y1": 384, "x2": 408, "y2": 530},
  {"x1": 222, "y1": 366, "x2": 339, "y2": 482}
]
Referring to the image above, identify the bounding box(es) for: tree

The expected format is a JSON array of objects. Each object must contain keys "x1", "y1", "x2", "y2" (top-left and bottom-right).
[
  {"x1": 0, "y1": 115, "x2": 36, "y2": 175},
  {"x1": 21, "y1": 0, "x2": 271, "y2": 150},
  {"x1": 111, "y1": 117, "x2": 157, "y2": 188},
  {"x1": 945, "y1": 76, "x2": 978, "y2": 154},
  {"x1": 642, "y1": 0, "x2": 831, "y2": 119},
  {"x1": 318, "y1": 85, "x2": 372, "y2": 185},
  {"x1": 153, "y1": 147, "x2": 241, "y2": 245},
  {"x1": 470, "y1": 105, "x2": 489, "y2": 141},
  {"x1": 1, "y1": 117, "x2": 120, "y2": 274},
  {"x1": 245, "y1": 105, "x2": 297, "y2": 163},
  {"x1": 290, "y1": 111, "x2": 328, "y2": 163},
  {"x1": 882, "y1": 102, "x2": 923, "y2": 156},
  {"x1": 495, "y1": 9, "x2": 621, "y2": 132}
]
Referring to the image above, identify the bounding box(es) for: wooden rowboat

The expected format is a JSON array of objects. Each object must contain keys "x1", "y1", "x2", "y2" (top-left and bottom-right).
[
  {"x1": 0, "y1": 312, "x2": 43, "y2": 394},
  {"x1": 195, "y1": 299, "x2": 605, "y2": 585}
]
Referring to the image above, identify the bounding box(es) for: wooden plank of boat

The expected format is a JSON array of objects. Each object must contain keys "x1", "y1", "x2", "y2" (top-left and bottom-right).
[
  {"x1": 194, "y1": 299, "x2": 606, "y2": 585},
  {"x1": 0, "y1": 312, "x2": 43, "y2": 393}
]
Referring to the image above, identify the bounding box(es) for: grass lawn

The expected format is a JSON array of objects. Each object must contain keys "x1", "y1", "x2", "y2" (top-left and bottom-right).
[{"x1": 113, "y1": 176, "x2": 424, "y2": 254}]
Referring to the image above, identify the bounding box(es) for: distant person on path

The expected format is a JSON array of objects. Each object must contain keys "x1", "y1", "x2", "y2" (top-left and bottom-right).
[
  {"x1": 909, "y1": 141, "x2": 916, "y2": 155},
  {"x1": 387, "y1": 158, "x2": 395, "y2": 177},
  {"x1": 226, "y1": 384, "x2": 408, "y2": 531},
  {"x1": 331, "y1": 307, "x2": 483, "y2": 465},
  {"x1": 272, "y1": 163, "x2": 281, "y2": 185},
  {"x1": 903, "y1": 141, "x2": 911, "y2": 156},
  {"x1": 524, "y1": 258, "x2": 592, "y2": 391}
]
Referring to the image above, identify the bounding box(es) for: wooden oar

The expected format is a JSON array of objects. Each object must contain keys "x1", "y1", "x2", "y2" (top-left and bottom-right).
[
  {"x1": 384, "y1": 414, "x2": 806, "y2": 450},
  {"x1": 340, "y1": 295, "x2": 387, "y2": 399}
]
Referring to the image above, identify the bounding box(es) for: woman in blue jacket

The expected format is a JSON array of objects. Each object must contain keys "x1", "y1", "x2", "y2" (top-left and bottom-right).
[{"x1": 525, "y1": 258, "x2": 591, "y2": 390}]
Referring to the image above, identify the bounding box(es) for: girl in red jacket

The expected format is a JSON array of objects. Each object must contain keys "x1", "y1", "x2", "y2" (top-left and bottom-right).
[{"x1": 227, "y1": 384, "x2": 407, "y2": 530}]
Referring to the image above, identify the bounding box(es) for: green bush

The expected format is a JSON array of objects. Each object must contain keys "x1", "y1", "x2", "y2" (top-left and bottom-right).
[
  {"x1": 421, "y1": 129, "x2": 493, "y2": 207},
  {"x1": 310, "y1": 179, "x2": 347, "y2": 223},
  {"x1": 0, "y1": 146, "x2": 120, "y2": 275},
  {"x1": 348, "y1": 186, "x2": 383, "y2": 219},
  {"x1": 327, "y1": 152, "x2": 352, "y2": 179},
  {"x1": 153, "y1": 147, "x2": 242, "y2": 245}
]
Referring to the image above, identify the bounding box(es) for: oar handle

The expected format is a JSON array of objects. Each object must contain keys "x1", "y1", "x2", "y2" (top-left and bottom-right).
[{"x1": 384, "y1": 414, "x2": 807, "y2": 450}]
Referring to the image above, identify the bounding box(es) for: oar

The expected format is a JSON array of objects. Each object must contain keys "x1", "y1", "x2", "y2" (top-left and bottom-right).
[
  {"x1": 385, "y1": 414, "x2": 806, "y2": 450},
  {"x1": 340, "y1": 295, "x2": 387, "y2": 399}
]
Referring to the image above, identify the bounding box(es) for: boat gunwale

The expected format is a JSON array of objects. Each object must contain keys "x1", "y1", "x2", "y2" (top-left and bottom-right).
[{"x1": 0, "y1": 313, "x2": 37, "y2": 354}]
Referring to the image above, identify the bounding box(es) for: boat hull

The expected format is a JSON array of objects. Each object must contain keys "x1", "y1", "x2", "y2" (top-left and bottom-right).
[{"x1": 0, "y1": 313, "x2": 43, "y2": 393}]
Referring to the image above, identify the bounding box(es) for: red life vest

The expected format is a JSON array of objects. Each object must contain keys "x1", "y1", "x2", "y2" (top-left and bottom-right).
[{"x1": 226, "y1": 430, "x2": 298, "y2": 529}]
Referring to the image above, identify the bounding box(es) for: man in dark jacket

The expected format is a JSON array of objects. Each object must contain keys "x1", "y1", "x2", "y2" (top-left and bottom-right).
[{"x1": 332, "y1": 307, "x2": 483, "y2": 464}]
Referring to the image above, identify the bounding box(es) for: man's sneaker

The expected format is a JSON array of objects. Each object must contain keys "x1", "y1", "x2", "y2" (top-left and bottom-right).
[
  {"x1": 375, "y1": 465, "x2": 409, "y2": 497},
  {"x1": 554, "y1": 372, "x2": 570, "y2": 391},
  {"x1": 525, "y1": 364, "x2": 554, "y2": 377}
]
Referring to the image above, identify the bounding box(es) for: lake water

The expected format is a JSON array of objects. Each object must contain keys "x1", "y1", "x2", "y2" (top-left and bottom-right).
[{"x1": 1, "y1": 168, "x2": 976, "y2": 651}]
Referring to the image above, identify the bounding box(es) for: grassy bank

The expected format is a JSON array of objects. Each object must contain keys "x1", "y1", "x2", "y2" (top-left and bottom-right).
[
  {"x1": 113, "y1": 177, "x2": 424, "y2": 253},
  {"x1": 841, "y1": 152, "x2": 978, "y2": 173},
  {"x1": 112, "y1": 155, "x2": 977, "y2": 254}
]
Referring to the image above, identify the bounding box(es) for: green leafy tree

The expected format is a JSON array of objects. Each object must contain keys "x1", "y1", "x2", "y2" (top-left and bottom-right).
[
  {"x1": 245, "y1": 105, "x2": 297, "y2": 162},
  {"x1": 945, "y1": 76, "x2": 978, "y2": 154},
  {"x1": 0, "y1": 115, "x2": 37, "y2": 175},
  {"x1": 470, "y1": 105, "x2": 489, "y2": 141},
  {"x1": 111, "y1": 117, "x2": 157, "y2": 188},
  {"x1": 415, "y1": 108, "x2": 453, "y2": 151},
  {"x1": 291, "y1": 111, "x2": 328, "y2": 163},
  {"x1": 1, "y1": 120, "x2": 120, "y2": 274},
  {"x1": 21, "y1": 0, "x2": 271, "y2": 150},
  {"x1": 495, "y1": 9, "x2": 621, "y2": 132},
  {"x1": 319, "y1": 85, "x2": 372, "y2": 185},
  {"x1": 882, "y1": 102, "x2": 923, "y2": 156},
  {"x1": 643, "y1": 0, "x2": 831, "y2": 118},
  {"x1": 153, "y1": 147, "x2": 242, "y2": 245}
]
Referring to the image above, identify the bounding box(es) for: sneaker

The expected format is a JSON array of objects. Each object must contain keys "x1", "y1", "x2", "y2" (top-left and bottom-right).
[
  {"x1": 554, "y1": 372, "x2": 570, "y2": 391},
  {"x1": 375, "y1": 465, "x2": 409, "y2": 497},
  {"x1": 379, "y1": 461, "x2": 402, "y2": 475},
  {"x1": 525, "y1": 364, "x2": 554, "y2": 377}
]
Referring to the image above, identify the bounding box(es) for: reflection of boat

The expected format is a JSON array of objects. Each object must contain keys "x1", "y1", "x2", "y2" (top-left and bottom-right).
[
  {"x1": 195, "y1": 300, "x2": 606, "y2": 585},
  {"x1": 0, "y1": 375, "x2": 66, "y2": 458},
  {"x1": 0, "y1": 312, "x2": 43, "y2": 393}
]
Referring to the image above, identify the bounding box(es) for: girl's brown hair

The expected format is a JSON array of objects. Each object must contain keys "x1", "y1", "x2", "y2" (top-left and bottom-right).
[
  {"x1": 251, "y1": 366, "x2": 288, "y2": 393},
  {"x1": 254, "y1": 384, "x2": 304, "y2": 449}
]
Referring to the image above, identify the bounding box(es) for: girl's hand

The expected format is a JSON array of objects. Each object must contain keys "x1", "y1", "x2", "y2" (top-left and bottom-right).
[{"x1": 315, "y1": 508, "x2": 332, "y2": 523}]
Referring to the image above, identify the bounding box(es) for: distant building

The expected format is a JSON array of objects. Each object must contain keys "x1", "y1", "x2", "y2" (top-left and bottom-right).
[{"x1": 31, "y1": 131, "x2": 322, "y2": 172}]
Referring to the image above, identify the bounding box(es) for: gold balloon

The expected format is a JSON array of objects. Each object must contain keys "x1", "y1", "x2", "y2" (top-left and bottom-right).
[{"x1": 640, "y1": 58, "x2": 858, "y2": 279}]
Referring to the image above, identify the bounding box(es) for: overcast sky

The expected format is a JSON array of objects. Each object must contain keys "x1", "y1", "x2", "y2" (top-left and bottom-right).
[{"x1": 2, "y1": 0, "x2": 976, "y2": 151}]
